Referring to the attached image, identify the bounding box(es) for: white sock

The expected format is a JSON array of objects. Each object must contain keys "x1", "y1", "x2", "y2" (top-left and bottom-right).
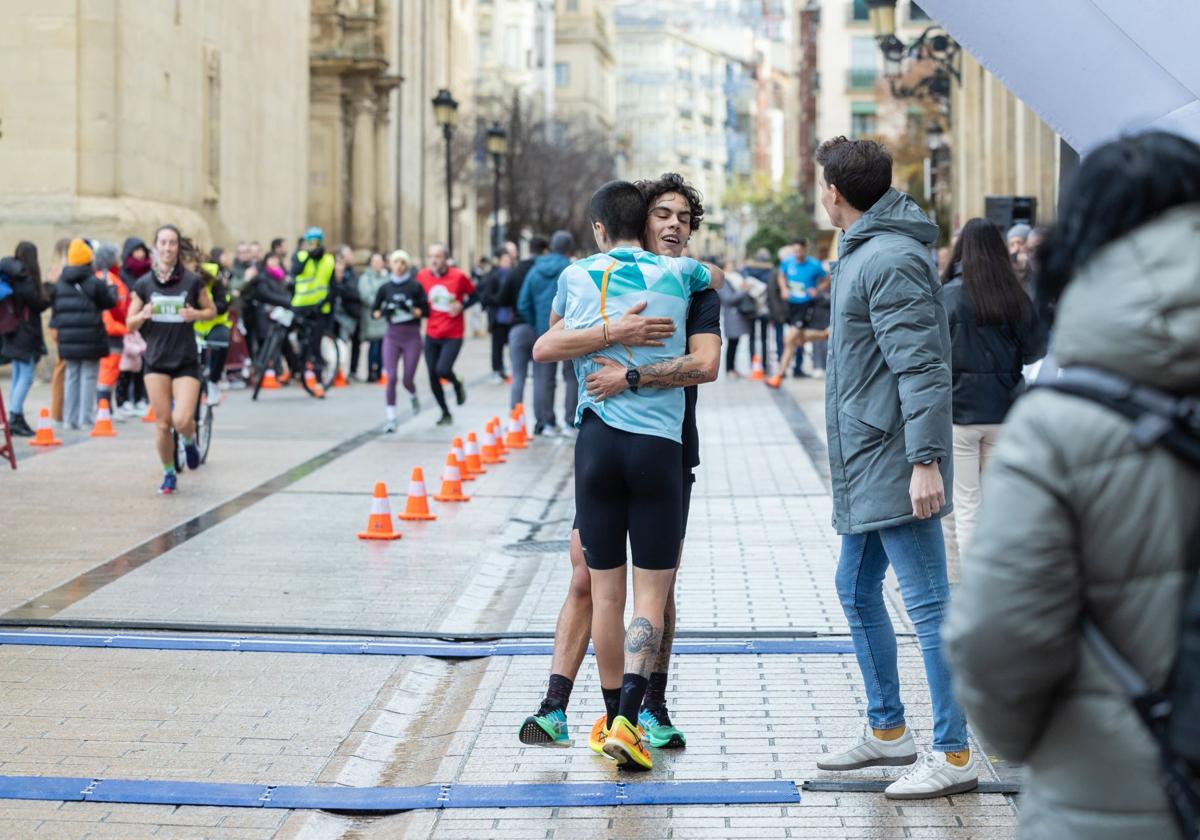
[{"x1": 385, "y1": 405, "x2": 396, "y2": 421}]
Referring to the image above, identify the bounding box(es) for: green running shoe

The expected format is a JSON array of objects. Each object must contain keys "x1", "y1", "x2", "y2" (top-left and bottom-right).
[
  {"x1": 639, "y1": 705, "x2": 686, "y2": 749},
  {"x1": 518, "y1": 704, "x2": 571, "y2": 747}
]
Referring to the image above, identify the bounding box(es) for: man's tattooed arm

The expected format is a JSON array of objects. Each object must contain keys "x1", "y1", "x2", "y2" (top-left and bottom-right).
[{"x1": 637, "y1": 354, "x2": 709, "y2": 388}]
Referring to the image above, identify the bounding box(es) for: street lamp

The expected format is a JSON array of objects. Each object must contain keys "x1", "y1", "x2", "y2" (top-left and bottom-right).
[
  {"x1": 866, "y1": 0, "x2": 960, "y2": 104},
  {"x1": 431, "y1": 88, "x2": 460, "y2": 257},
  {"x1": 486, "y1": 121, "x2": 508, "y2": 254},
  {"x1": 925, "y1": 120, "x2": 946, "y2": 224}
]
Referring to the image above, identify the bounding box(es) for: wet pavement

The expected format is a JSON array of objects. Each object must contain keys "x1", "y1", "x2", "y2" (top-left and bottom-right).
[{"x1": 0, "y1": 341, "x2": 1020, "y2": 838}]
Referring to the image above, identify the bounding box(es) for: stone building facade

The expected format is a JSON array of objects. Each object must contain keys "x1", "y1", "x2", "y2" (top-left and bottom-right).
[{"x1": 0, "y1": 0, "x2": 309, "y2": 254}]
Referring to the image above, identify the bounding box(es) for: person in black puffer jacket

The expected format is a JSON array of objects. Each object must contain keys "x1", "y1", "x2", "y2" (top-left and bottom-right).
[
  {"x1": 48, "y1": 239, "x2": 118, "y2": 429},
  {"x1": 940, "y1": 218, "x2": 1044, "y2": 576},
  {"x1": 1, "y1": 243, "x2": 50, "y2": 436}
]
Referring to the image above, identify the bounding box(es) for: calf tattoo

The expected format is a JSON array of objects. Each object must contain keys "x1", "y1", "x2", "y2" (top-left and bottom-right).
[{"x1": 624, "y1": 617, "x2": 662, "y2": 678}]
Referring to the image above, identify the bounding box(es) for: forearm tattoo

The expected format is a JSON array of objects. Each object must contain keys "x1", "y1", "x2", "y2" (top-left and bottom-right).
[
  {"x1": 624, "y1": 616, "x2": 662, "y2": 678},
  {"x1": 639, "y1": 355, "x2": 706, "y2": 388}
]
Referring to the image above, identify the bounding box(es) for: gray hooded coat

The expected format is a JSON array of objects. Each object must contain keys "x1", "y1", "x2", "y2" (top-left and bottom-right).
[
  {"x1": 944, "y1": 204, "x2": 1200, "y2": 840},
  {"x1": 825, "y1": 188, "x2": 953, "y2": 534}
]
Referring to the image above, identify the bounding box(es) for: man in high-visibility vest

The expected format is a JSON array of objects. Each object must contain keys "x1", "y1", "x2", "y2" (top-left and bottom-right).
[{"x1": 290, "y1": 226, "x2": 336, "y2": 376}]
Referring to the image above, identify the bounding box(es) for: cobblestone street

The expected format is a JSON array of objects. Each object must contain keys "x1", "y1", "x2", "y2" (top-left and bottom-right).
[{"x1": 0, "y1": 340, "x2": 1019, "y2": 838}]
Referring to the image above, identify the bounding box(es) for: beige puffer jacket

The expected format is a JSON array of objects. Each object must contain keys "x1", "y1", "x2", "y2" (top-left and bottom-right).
[{"x1": 944, "y1": 204, "x2": 1200, "y2": 840}]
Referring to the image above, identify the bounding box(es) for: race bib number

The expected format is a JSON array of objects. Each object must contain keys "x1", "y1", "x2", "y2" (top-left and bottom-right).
[
  {"x1": 427, "y1": 284, "x2": 455, "y2": 313},
  {"x1": 150, "y1": 293, "x2": 187, "y2": 323}
]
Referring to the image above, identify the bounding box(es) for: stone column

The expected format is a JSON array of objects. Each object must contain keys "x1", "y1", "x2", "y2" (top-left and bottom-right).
[
  {"x1": 350, "y1": 84, "x2": 377, "y2": 251},
  {"x1": 374, "y1": 93, "x2": 393, "y2": 252}
]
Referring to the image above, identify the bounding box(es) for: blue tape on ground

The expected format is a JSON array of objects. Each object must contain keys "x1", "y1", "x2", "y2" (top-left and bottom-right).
[
  {"x1": 0, "y1": 775, "x2": 800, "y2": 811},
  {"x1": 0, "y1": 632, "x2": 854, "y2": 657},
  {"x1": 87, "y1": 779, "x2": 269, "y2": 808}
]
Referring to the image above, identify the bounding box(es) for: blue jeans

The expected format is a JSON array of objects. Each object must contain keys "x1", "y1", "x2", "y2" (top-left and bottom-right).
[
  {"x1": 835, "y1": 518, "x2": 968, "y2": 752},
  {"x1": 9, "y1": 358, "x2": 35, "y2": 415}
]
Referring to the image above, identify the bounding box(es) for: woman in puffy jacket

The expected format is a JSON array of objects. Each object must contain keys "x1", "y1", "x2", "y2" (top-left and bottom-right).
[
  {"x1": 939, "y1": 218, "x2": 1044, "y2": 576},
  {"x1": 48, "y1": 239, "x2": 117, "y2": 429},
  {"x1": 945, "y1": 131, "x2": 1200, "y2": 840},
  {"x1": 0, "y1": 242, "x2": 49, "y2": 436}
]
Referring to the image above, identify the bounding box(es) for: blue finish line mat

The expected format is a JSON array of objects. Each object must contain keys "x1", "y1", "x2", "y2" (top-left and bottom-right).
[
  {"x1": 0, "y1": 631, "x2": 855, "y2": 658},
  {"x1": 0, "y1": 776, "x2": 800, "y2": 811}
]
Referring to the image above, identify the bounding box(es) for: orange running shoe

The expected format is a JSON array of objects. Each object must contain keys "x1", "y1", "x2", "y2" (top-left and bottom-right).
[
  {"x1": 765, "y1": 374, "x2": 783, "y2": 389},
  {"x1": 602, "y1": 715, "x2": 653, "y2": 771},
  {"x1": 588, "y1": 715, "x2": 609, "y2": 754}
]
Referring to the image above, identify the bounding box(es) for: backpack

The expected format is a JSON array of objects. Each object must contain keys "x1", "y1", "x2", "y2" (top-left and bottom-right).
[
  {"x1": 0, "y1": 273, "x2": 19, "y2": 336},
  {"x1": 1040, "y1": 366, "x2": 1200, "y2": 838}
]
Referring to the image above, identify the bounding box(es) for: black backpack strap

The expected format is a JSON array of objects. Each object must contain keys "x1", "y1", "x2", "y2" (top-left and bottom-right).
[{"x1": 1038, "y1": 366, "x2": 1200, "y2": 468}]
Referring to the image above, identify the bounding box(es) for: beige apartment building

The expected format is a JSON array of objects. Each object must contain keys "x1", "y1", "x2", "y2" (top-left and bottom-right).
[
  {"x1": 553, "y1": 0, "x2": 616, "y2": 130},
  {"x1": 0, "y1": 0, "x2": 309, "y2": 254},
  {"x1": 950, "y1": 52, "x2": 1061, "y2": 231}
]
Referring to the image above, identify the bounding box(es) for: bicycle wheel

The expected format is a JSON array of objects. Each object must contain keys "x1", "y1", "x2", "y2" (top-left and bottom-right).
[
  {"x1": 318, "y1": 335, "x2": 341, "y2": 389},
  {"x1": 196, "y1": 402, "x2": 213, "y2": 464}
]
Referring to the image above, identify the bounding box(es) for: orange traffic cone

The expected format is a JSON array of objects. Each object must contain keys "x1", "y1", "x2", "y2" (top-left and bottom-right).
[
  {"x1": 750, "y1": 355, "x2": 765, "y2": 381},
  {"x1": 28, "y1": 408, "x2": 62, "y2": 447},
  {"x1": 90, "y1": 399, "x2": 117, "y2": 437},
  {"x1": 398, "y1": 467, "x2": 437, "y2": 521},
  {"x1": 451, "y1": 436, "x2": 475, "y2": 481},
  {"x1": 357, "y1": 482, "x2": 403, "y2": 540},
  {"x1": 433, "y1": 453, "x2": 470, "y2": 502},
  {"x1": 505, "y1": 414, "x2": 527, "y2": 449},
  {"x1": 465, "y1": 432, "x2": 487, "y2": 475},
  {"x1": 304, "y1": 365, "x2": 326, "y2": 398},
  {"x1": 333, "y1": 368, "x2": 348, "y2": 388},
  {"x1": 492, "y1": 417, "x2": 509, "y2": 456},
  {"x1": 261, "y1": 368, "x2": 281, "y2": 389},
  {"x1": 379, "y1": 370, "x2": 388, "y2": 388},
  {"x1": 481, "y1": 424, "x2": 505, "y2": 464},
  {"x1": 278, "y1": 369, "x2": 291, "y2": 385},
  {"x1": 141, "y1": 405, "x2": 156, "y2": 423}
]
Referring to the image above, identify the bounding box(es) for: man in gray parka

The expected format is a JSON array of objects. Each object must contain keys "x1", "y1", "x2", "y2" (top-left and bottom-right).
[{"x1": 812, "y1": 137, "x2": 976, "y2": 799}]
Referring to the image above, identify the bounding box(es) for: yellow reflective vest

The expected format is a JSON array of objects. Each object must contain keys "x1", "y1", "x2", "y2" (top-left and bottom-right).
[
  {"x1": 194, "y1": 263, "x2": 231, "y2": 337},
  {"x1": 291, "y1": 250, "x2": 335, "y2": 313}
]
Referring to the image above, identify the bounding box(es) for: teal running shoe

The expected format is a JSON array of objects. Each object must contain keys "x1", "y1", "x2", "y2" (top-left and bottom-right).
[
  {"x1": 518, "y1": 704, "x2": 571, "y2": 747},
  {"x1": 639, "y1": 706, "x2": 686, "y2": 749}
]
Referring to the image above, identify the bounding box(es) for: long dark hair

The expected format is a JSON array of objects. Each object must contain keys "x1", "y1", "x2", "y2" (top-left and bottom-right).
[
  {"x1": 14, "y1": 241, "x2": 44, "y2": 300},
  {"x1": 942, "y1": 218, "x2": 1031, "y2": 327},
  {"x1": 1038, "y1": 132, "x2": 1200, "y2": 320}
]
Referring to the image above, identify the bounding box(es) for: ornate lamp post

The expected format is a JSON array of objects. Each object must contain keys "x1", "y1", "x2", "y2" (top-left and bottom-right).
[
  {"x1": 866, "y1": 0, "x2": 961, "y2": 105},
  {"x1": 485, "y1": 121, "x2": 508, "y2": 254},
  {"x1": 431, "y1": 88, "x2": 460, "y2": 257}
]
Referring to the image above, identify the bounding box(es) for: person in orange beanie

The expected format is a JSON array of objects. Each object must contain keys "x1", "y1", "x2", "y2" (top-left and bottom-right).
[{"x1": 47, "y1": 239, "x2": 118, "y2": 429}]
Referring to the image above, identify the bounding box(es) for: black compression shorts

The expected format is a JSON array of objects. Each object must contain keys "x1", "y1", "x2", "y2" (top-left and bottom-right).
[
  {"x1": 145, "y1": 361, "x2": 202, "y2": 380},
  {"x1": 574, "y1": 410, "x2": 683, "y2": 571},
  {"x1": 573, "y1": 468, "x2": 695, "y2": 538},
  {"x1": 787, "y1": 301, "x2": 815, "y2": 328}
]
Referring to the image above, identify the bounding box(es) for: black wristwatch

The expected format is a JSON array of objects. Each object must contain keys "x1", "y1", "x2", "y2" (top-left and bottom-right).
[{"x1": 625, "y1": 367, "x2": 641, "y2": 393}]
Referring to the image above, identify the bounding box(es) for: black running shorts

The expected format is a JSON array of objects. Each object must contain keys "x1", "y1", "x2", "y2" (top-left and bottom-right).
[
  {"x1": 574, "y1": 410, "x2": 683, "y2": 571},
  {"x1": 787, "y1": 301, "x2": 815, "y2": 328}
]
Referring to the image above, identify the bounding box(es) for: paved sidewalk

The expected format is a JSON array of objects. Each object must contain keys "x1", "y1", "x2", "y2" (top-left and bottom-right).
[{"x1": 0, "y1": 344, "x2": 1020, "y2": 838}]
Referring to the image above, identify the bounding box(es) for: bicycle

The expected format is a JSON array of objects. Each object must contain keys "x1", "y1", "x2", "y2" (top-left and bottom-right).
[
  {"x1": 251, "y1": 306, "x2": 340, "y2": 400},
  {"x1": 173, "y1": 337, "x2": 215, "y2": 472}
]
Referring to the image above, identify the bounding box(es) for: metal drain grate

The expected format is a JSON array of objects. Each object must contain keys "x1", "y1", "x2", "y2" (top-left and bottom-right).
[{"x1": 505, "y1": 539, "x2": 572, "y2": 554}]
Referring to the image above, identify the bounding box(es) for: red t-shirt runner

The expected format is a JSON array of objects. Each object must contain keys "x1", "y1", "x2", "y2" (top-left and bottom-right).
[{"x1": 417, "y1": 266, "x2": 475, "y2": 340}]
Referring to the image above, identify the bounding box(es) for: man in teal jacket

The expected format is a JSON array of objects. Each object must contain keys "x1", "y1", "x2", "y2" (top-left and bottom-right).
[
  {"x1": 812, "y1": 136, "x2": 975, "y2": 800},
  {"x1": 518, "y1": 230, "x2": 576, "y2": 435}
]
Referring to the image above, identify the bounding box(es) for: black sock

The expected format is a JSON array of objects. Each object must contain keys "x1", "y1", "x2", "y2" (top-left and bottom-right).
[
  {"x1": 617, "y1": 673, "x2": 649, "y2": 722},
  {"x1": 602, "y1": 687, "x2": 621, "y2": 729},
  {"x1": 642, "y1": 672, "x2": 668, "y2": 711},
  {"x1": 544, "y1": 674, "x2": 573, "y2": 712}
]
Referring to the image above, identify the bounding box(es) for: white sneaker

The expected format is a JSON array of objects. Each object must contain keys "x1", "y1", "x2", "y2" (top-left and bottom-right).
[
  {"x1": 816, "y1": 727, "x2": 918, "y2": 771},
  {"x1": 135, "y1": 399, "x2": 149, "y2": 413},
  {"x1": 884, "y1": 751, "x2": 978, "y2": 800},
  {"x1": 489, "y1": 372, "x2": 505, "y2": 385},
  {"x1": 206, "y1": 381, "x2": 221, "y2": 405}
]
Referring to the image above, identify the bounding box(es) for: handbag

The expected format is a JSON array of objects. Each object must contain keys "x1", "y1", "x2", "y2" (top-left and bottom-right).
[{"x1": 736, "y1": 295, "x2": 758, "y2": 317}]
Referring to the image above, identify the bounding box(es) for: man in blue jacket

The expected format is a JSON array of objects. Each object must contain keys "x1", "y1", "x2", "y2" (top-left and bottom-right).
[{"x1": 518, "y1": 230, "x2": 577, "y2": 435}]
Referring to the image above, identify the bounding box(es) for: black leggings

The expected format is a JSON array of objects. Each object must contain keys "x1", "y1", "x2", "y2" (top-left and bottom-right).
[
  {"x1": 490, "y1": 323, "x2": 510, "y2": 375},
  {"x1": 725, "y1": 336, "x2": 741, "y2": 372},
  {"x1": 424, "y1": 337, "x2": 463, "y2": 413},
  {"x1": 574, "y1": 410, "x2": 683, "y2": 571}
]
